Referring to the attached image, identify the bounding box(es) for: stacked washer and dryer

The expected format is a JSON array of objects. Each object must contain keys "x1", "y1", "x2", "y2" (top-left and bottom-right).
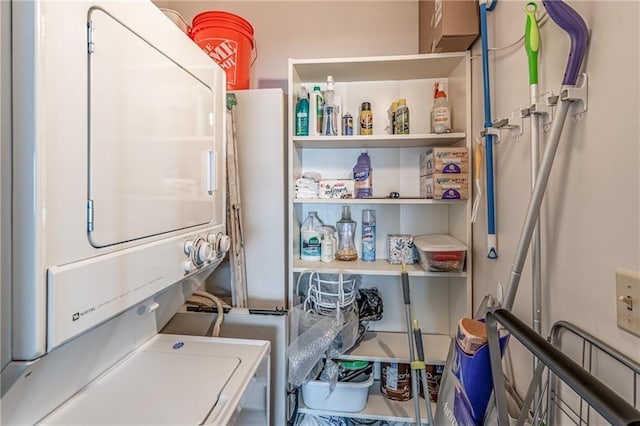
[{"x1": 1, "y1": 1, "x2": 270, "y2": 424}]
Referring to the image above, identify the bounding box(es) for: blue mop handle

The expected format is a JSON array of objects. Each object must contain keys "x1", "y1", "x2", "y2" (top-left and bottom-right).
[{"x1": 480, "y1": 0, "x2": 498, "y2": 260}]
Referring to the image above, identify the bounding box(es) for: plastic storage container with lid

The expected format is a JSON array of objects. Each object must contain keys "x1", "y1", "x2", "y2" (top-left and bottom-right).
[{"x1": 413, "y1": 233, "x2": 466, "y2": 272}]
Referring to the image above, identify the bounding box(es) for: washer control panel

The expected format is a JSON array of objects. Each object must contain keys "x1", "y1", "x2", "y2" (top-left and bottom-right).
[{"x1": 183, "y1": 232, "x2": 230, "y2": 274}]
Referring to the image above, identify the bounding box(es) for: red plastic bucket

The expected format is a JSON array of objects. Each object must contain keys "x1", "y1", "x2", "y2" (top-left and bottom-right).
[{"x1": 190, "y1": 11, "x2": 254, "y2": 90}]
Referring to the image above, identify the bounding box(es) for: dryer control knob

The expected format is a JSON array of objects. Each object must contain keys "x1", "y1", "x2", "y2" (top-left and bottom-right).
[
  {"x1": 195, "y1": 242, "x2": 213, "y2": 265},
  {"x1": 216, "y1": 234, "x2": 231, "y2": 254},
  {"x1": 183, "y1": 240, "x2": 195, "y2": 256},
  {"x1": 183, "y1": 260, "x2": 194, "y2": 274}
]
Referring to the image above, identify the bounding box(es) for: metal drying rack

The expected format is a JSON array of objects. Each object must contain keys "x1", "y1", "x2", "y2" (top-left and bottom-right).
[{"x1": 486, "y1": 308, "x2": 640, "y2": 425}]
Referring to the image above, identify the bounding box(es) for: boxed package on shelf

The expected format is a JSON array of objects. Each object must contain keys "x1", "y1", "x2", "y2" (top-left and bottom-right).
[
  {"x1": 301, "y1": 373, "x2": 374, "y2": 412},
  {"x1": 418, "y1": 0, "x2": 480, "y2": 53},
  {"x1": 386, "y1": 234, "x2": 415, "y2": 265},
  {"x1": 420, "y1": 174, "x2": 468, "y2": 200},
  {"x1": 319, "y1": 179, "x2": 355, "y2": 199},
  {"x1": 413, "y1": 233, "x2": 466, "y2": 272},
  {"x1": 420, "y1": 147, "x2": 469, "y2": 175}
]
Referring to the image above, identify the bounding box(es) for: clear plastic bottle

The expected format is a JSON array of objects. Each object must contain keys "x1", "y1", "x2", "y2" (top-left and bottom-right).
[
  {"x1": 295, "y1": 86, "x2": 309, "y2": 136},
  {"x1": 300, "y1": 211, "x2": 323, "y2": 261},
  {"x1": 335, "y1": 206, "x2": 357, "y2": 261},
  {"x1": 395, "y1": 98, "x2": 409, "y2": 135},
  {"x1": 361, "y1": 209, "x2": 376, "y2": 261},
  {"x1": 431, "y1": 81, "x2": 451, "y2": 134},
  {"x1": 322, "y1": 76, "x2": 338, "y2": 136}
]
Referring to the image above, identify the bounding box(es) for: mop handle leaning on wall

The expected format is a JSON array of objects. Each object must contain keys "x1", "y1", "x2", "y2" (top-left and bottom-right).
[
  {"x1": 401, "y1": 263, "x2": 421, "y2": 425},
  {"x1": 413, "y1": 319, "x2": 434, "y2": 426},
  {"x1": 503, "y1": 0, "x2": 589, "y2": 311}
]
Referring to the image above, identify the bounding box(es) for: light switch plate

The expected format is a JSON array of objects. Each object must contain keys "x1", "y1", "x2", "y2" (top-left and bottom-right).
[{"x1": 616, "y1": 267, "x2": 640, "y2": 337}]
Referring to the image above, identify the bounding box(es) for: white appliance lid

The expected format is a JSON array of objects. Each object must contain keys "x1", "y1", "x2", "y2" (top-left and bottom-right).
[{"x1": 41, "y1": 338, "x2": 241, "y2": 425}]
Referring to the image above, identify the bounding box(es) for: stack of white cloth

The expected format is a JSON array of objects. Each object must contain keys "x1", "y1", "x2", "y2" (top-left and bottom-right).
[{"x1": 295, "y1": 173, "x2": 320, "y2": 199}]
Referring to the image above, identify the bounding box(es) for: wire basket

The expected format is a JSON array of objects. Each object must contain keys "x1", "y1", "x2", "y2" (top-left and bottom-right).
[{"x1": 296, "y1": 271, "x2": 360, "y2": 316}]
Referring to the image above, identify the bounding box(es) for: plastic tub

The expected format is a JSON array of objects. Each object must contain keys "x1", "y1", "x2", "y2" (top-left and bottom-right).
[
  {"x1": 413, "y1": 233, "x2": 466, "y2": 272},
  {"x1": 301, "y1": 373, "x2": 374, "y2": 412}
]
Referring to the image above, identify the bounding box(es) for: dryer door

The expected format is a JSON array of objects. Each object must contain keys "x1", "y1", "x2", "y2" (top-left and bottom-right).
[{"x1": 87, "y1": 8, "x2": 222, "y2": 248}]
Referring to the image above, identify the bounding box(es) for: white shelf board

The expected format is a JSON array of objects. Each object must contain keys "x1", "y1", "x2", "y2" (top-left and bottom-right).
[
  {"x1": 291, "y1": 52, "x2": 468, "y2": 83},
  {"x1": 298, "y1": 383, "x2": 436, "y2": 425},
  {"x1": 293, "y1": 198, "x2": 465, "y2": 206},
  {"x1": 337, "y1": 331, "x2": 451, "y2": 364},
  {"x1": 293, "y1": 259, "x2": 467, "y2": 278},
  {"x1": 293, "y1": 133, "x2": 466, "y2": 149}
]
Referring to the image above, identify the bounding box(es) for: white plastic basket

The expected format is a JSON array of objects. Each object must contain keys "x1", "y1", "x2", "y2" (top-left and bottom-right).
[{"x1": 301, "y1": 373, "x2": 374, "y2": 412}]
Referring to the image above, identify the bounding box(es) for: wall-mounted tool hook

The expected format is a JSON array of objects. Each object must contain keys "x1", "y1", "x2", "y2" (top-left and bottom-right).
[{"x1": 562, "y1": 72, "x2": 588, "y2": 119}]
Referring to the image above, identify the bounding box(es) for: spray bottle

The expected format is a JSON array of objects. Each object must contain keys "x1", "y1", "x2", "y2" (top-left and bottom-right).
[
  {"x1": 361, "y1": 209, "x2": 376, "y2": 261},
  {"x1": 431, "y1": 81, "x2": 451, "y2": 134}
]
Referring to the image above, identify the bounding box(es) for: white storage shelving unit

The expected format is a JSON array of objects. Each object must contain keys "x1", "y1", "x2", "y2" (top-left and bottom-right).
[{"x1": 287, "y1": 53, "x2": 472, "y2": 424}]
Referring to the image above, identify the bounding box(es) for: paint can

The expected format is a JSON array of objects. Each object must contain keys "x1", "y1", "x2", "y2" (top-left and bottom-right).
[{"x1": 380, "y1": 362, "x2": 412, "y2": 401}]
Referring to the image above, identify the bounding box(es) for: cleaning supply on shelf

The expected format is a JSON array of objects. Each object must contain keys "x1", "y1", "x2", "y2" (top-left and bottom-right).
[
  {"x1": 431, "y1": 81, "x2": 451, "y2": 134},
  {"x1": 310, "y1": 85, "x2": 323, "y2": 135},
  {"x1": 295, "y1": 86, "x2": 309, "y2": 136},
  {"x1": 353, "y1": 150, "x2": 373, "y2": 198},
  {"x1": 381, "y1": 362, "x2": 412, "y2": 401},
  {"x1": 300, "y1": 211, "x2": 323, "y2": 261},
  {"x1": 335, "y1": 206, "x2": 357, "y2": 261},
  {"x1": 342, "y1": 112, "x2": 353, "y2": 136},
  {"x1": 394, "y1": 98, "x2": 409, "y2": 135},
  {"x1": 322, "y1": 75, "x2": 338, "y2": 136},
  {"x1": 361, "y1": 209, "x2": 376, "y2": 262},
  {"x1": 319, "y1": 226, "x2": 336, "y2": 263},
  {"x1": 387, "y1": 101, "x2": 398, "y2": 134},
  {"x1": 359, "y1": 102, "x2": 373, "y2": 135}
]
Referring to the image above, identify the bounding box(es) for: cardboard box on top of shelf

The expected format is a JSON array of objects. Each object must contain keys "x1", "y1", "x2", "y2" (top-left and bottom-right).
[{"x1": 419, "y1": 0, "x2": 480, "y2": 53}]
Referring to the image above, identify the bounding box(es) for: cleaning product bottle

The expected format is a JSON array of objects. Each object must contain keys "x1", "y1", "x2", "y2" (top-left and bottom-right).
[
  {"x1": 431, "y1": 81, "x2": 451, "y2": 134},
  {"x1": 295, "y1": 86, "x2": 309, "y2": 136},
  {"x1": 359, "y1": 102, "x2": 373, "y2": 135},
  {"x1": 395, "y1": 98, "x2": 409, "y2": 135},
  {"x1": 300, "y1": 211, "x2": 323, "y2": 261},
  {"x1": 361, "y1": 209, "x2": 376, "y2": 261},
  {"x1": 311, "y1": 85, "x2": 323, "y2": 135},
  {"x1": 319, "y1": 226, "x2": 336, "y2": 263},
  {"x1": 353, "y1": 150, "x2": 373, "y2": 198},
  {"x1": 336, "y1": 206, "x2": 357, "y2": 261},
  {"x1": 322, "y1": 76, "x2": 338, "y2": 136},
  {"x1": 388, "y1": 101, "x2": 398, "y2": 134}
]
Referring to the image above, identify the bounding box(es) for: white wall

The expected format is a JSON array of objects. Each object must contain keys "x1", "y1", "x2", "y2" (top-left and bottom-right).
[
  {"x1": 166, "y1": 0, "x2": 640, "y2": 396},
  {"x1": 1, "y1": 0, "x2": 12, "y2": 371},
  {"x1": 470, "y1": 0, "x2": 640, "y2": 390},
  {"x1": 165, "y1": 0, "x2": 419, "y2": 90}
]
